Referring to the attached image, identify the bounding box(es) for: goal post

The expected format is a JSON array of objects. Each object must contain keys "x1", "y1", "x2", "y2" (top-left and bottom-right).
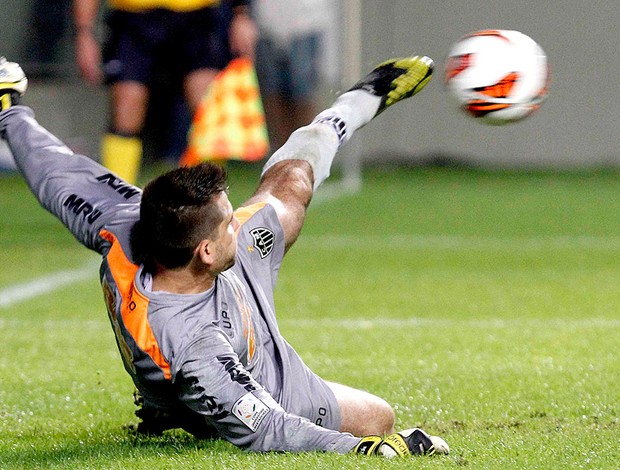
[
  {"x1": 337, "y1": 0, "x2": 363, "y2": 191},
  {"x1": 318, "y1": 0, "x2": 363, "y2": 197}
]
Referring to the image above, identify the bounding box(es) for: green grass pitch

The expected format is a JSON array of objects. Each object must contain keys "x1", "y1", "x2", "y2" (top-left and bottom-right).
[{"x1": 1, "y1": 164, "x2": 618, "y2": 469}]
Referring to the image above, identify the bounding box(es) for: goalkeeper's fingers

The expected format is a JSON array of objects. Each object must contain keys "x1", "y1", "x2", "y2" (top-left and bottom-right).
[
  {"x1": 353, "y1": 428, "x2": 449, "y2": 457},
  {"x1": 352, "y1": 435, "x2": 383, "y2": 455}
]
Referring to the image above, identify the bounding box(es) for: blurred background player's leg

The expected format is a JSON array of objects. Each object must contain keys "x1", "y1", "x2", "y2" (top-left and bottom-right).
[
  {"x1": 254, "y1": 0, "x2": 333, "y2": 152},
  {"x1": 75, "y1": 4, "x2": 255, "y2": 184},
  {"x1": 101, "y1": 81, "x2": 148, "y2": 184}
]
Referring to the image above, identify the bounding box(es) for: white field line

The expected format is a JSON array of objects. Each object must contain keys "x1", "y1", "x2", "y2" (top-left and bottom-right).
[
  {"x1": 0, "y1": 258, "x2": 100, "y2": 309},
  {"x1": 0, "y1": 318, "x2": 106, "y2": 329},
  {"x1": 311, "y1": 182, "x2": 358, "y2": 206},
  {"x1": 1, "y1": 316, "x2": 618, "y2": 331},
  {"x1": 297, "y1": 234, "x2": 620, "y2": 251},
  {"x1": 280, "y1": 317, "x2": 620, "y2": 330},
  {"x1": 0, "y1": 182, "x2": 354, "y2": 310},
  {"x1": 2, "y1": 233, "x2": 620, "y2": 310}
]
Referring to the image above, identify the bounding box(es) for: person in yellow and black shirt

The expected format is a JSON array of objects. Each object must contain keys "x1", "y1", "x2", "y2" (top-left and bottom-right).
[{"x1": 73, "y1": 0, "x2": 257, "y2": 184}]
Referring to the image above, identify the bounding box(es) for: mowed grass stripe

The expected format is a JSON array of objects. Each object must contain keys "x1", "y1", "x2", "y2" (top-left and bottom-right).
[
  {"x1": 283, "y1": 316, "x2": 620, "y2": 329},
  {"x1": 299, "y1": 234, "x2": 620, "y2": 250},
  {"x1": 2, "y1": 317, "x2": 617, "y2": 330},
  {"x1": 1, "y1": 169, "x2": 619, "y2": 469},
  {"x1": 0, "y1": 258, "x2": 99, "y2": 308},
  {"x1": 2, "y1": 233, "x2": 619, "y2": 308}
]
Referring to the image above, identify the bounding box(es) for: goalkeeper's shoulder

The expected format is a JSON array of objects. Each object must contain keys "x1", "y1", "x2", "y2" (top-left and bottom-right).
[{"x1": 353, "y1": 427, "x2": 450, "y2": 458}]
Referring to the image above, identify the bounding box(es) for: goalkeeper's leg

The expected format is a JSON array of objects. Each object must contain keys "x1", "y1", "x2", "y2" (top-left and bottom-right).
[
  {"x1": 260, "y1": 55, "x2": 434, "y2": 191},
  {"x1": 328, "y1": 381, "x2": 450, "y2": 456},
  {"x1": 250, "y1": 56, "x2": 434, "y2": 251},
  {"x1": 327, "y1": 381, "x2": 395, "y2": 436}
]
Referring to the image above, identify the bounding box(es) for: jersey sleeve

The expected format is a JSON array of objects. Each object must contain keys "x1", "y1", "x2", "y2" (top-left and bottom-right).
[
  {"x1": 175, "y1": 326, "x2": 359, "y2": 453},
  {"x1": 0, "y1": 106, "x2": 141, "y2": 253},
  {"x1": 233, "y1": 202, "x2": 286, "y2": 290}
]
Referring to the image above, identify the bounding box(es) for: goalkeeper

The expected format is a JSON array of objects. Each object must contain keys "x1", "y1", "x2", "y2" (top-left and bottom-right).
[{"x1": 0, "y1": 55, "x2": 448, "y2": 457}]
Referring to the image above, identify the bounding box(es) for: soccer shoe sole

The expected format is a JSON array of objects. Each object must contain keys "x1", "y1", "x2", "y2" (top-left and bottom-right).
[
  {"x1": 0, "y1": 57, "x2": 28, "y2": 95},
  {"x1": 348, "y1": 56, "x2": 434, "y2": 115}
]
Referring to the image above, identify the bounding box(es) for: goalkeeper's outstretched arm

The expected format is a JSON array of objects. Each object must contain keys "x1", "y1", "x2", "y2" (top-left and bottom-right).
[{"x1": 0, "y1": 59, "x2": 141, "y2": 253}]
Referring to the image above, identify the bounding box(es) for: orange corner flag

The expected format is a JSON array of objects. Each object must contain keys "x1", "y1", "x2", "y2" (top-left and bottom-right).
[{"x1": 180, "y1": 57, "x2": 269, "y2": 166}]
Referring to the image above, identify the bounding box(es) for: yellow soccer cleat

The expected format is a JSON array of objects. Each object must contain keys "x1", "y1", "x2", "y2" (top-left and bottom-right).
[{"x1": 348, "y1": 56, "x2": 434, "y2": 116}]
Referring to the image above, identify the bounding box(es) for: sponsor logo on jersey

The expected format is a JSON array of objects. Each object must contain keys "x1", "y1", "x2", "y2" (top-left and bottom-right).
[
  {"x1": 218, "y1": 355, "x2": 258, "y2": 392},
  {"x1": 249, "y1": 227, "x2": 274, "y2": 258},
  {"x1": 63, "y1": 194, "x2": 103, "y2": 224},
  {"x1": 232, "y1": 392, "x2": 271, "y2": 432},
  {"x1": 220, "y1": 301, "x2": 233, "y2": 332},
  {"x1": 96, "y1": 173, "x2": 140, "y2": 199},
  {"x1": 200, "y1": 394, "x2": 228, "y2": 420},
  {"x1": 184, "y1": 376, "x2": 228, "y2": 419}
]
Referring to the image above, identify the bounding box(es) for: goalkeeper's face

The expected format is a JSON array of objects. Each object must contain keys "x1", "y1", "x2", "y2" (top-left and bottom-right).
[{"x1": 207, "y1": 191, "x2": 238, "y2": 272}]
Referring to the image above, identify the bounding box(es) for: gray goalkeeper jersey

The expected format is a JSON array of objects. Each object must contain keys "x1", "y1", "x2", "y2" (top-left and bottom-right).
[{"x1": 1, "y1": 106, "x2": 359, "y2": 453}]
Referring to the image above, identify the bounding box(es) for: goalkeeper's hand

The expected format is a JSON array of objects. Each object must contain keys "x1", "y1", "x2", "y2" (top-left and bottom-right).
[
  {"x1": 0, "y1": 57, "x2": 28, "y2": 111},
  {"x1": 353, "y1": 428, "x2": 450, "y2": 457}
]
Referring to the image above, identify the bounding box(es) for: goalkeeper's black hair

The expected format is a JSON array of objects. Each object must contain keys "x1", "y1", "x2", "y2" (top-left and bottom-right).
[{"x1": 130, "y1": 162, "x2": 229, "y2": 271}]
